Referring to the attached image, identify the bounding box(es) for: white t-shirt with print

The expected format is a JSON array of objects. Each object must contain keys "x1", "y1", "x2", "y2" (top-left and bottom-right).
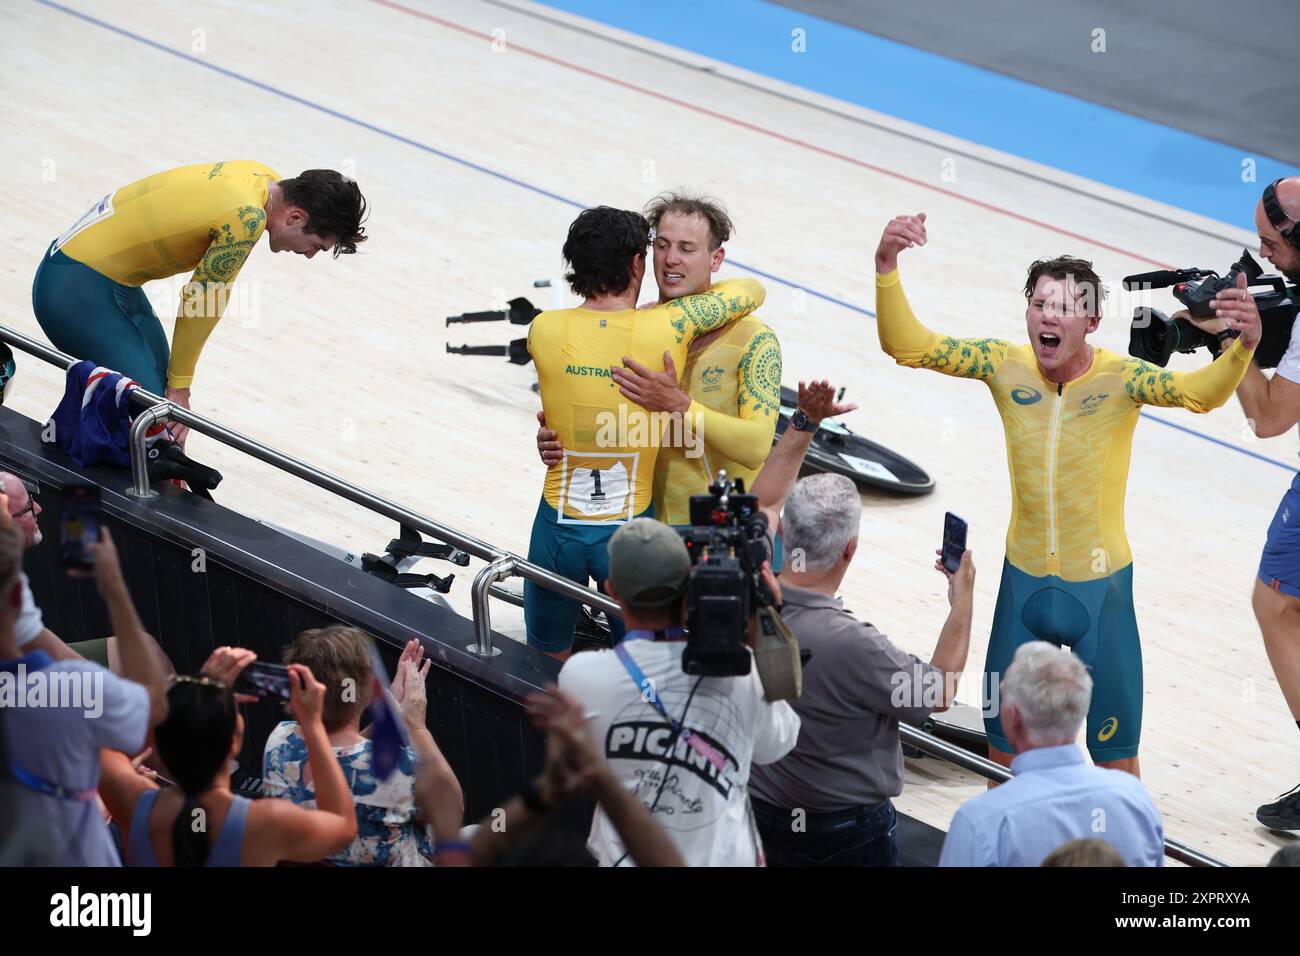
[{"x1": 559, "y1": 640, "x2": 800, "y2": 867}]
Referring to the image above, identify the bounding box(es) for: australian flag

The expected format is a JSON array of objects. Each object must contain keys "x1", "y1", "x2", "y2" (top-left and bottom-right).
[
  {"x1": 49, "y1": 360, "x2": 171, "y2": 467},
  {"x1": 365, "y1": 643, "x2": 410, "y2": 781}
]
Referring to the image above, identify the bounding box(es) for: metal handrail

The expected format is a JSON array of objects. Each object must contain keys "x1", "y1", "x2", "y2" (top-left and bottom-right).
[
  {"x1": 0, "y1": 323, "x2": 1225, "y2": 867},
  {"x1": 126, "y1": 404, "x2": 169, "y2": 499},
  {"x1": 470, "y1": 556, "x2": 515, "y2": 657}
]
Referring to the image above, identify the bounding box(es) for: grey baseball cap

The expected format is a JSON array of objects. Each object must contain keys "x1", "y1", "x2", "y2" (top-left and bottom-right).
[{"x1": 608, "y1": 518, "x2": 691, "y2": 609}]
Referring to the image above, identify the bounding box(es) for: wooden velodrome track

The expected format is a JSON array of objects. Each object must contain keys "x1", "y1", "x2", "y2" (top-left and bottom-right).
[{"x1": 1, "y1": 0, "x2": 1295, "y2": 865}]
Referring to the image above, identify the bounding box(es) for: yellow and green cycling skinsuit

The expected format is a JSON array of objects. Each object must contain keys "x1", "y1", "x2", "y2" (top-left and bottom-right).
[
  {"x1": 652, "y1": 317, "x2": 782, "y2": 526},
  {"x1": 525, "y1": 278, "x2": 765, "y2": 652},
  {"x1": 877, "y1": 269, "x2": 1254, "y2": 759},
  {"x1": 33, "y1": 161, "x2": 278, "y2": 393}
]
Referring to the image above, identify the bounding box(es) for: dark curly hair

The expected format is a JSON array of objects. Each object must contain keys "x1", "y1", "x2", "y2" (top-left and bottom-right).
[
  {"x1": 562, "y1": 207, "x2": 650, "y2": 299},
  {"x1": 1024, "y1": 256, "x2": 1106, "y2": 316},
  {"x1": 279, "y1": 169, "x2": 369, "y2": 257}
]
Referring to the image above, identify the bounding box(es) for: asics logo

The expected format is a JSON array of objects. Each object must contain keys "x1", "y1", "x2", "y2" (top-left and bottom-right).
[
  {"x1": 1098, "y1": 716, "x2": 1119, "y2": 742},
  {"x1": 1010, "y1": 386, "x2": 1042, "y2": 405}
]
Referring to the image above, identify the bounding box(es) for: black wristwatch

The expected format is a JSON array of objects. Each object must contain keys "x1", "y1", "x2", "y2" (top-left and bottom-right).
[
  {"x1": 790, "y1": 409, "x2": 818, "y2": 432},
  {"x1": 1212, "y1": 328, "x2": 1240, "y2": 357}
]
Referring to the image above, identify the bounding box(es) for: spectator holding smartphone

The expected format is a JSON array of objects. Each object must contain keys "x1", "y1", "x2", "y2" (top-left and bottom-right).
[
  {"x1": 262, "y1": 629, "x2": 462, "y2": 866},
  {"x1": 1, "y1": 470, "x2": 172, "y2": 679},
  {"x1": 0, "y1": 503, "x2": 170, "y2": 865},
  {"x1": 98, "y1": 647, "x2": 358, "y2": 866},
  {"x1": 748, "y1": 473, "x2": 975, "y2": 866}
]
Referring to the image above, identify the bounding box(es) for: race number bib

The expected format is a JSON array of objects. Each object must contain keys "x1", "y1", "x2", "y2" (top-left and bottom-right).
[
  {"x1": 53, "y1": 193, "x2": 115, "y2": 253},
  {"x1": 559, "y1": 452, "x2": 638, "y2": 523}
]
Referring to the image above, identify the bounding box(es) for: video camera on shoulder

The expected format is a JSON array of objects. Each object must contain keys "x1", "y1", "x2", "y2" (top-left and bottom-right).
[
  {"x1": 678, "y1": 472, "x2": 774, "y2": 678},
  {"x1": 1126, "y1": 249, "x2": 1297, "y2": 368}
]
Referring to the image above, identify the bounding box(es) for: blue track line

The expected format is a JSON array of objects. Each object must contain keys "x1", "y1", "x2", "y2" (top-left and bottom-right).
[
  {"x1": 31, "y1": 0, "x2": 866, "y2": 315},
  {"x1": 1138, "y1": 412, "x2": 1295, "y2": 473},
  {"x1": 30, "y1": 0, "x2": 1297, "y2": 475}
]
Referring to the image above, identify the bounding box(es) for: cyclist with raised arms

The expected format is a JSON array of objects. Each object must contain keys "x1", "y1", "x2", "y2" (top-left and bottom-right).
[{"x1": 874, "y1": 212, "x2": 1259, "y2": 775}]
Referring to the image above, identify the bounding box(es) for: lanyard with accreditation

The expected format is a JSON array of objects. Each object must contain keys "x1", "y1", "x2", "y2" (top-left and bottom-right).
[{"x1": 612, "y1": 628, "x2": 739, "y2": 789}]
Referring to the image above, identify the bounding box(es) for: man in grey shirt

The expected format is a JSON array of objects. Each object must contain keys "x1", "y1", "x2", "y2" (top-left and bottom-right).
[{"x1": 749, "y1": 473, "x2": 975, "y2": 866}]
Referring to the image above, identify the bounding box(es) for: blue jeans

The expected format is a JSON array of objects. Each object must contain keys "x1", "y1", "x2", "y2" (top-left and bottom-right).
[{"x1": 752, "y1": 798, "x2": 900, "y2": 867}]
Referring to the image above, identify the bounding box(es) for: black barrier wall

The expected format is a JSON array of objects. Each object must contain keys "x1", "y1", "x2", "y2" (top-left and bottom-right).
[{"x1": 0, "y1": 406, "x2": 592, "y2": 833}]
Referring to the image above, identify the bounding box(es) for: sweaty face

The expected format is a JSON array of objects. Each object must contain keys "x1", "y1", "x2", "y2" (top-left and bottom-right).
[
  {"x1": 652, "y1": 212, "x2": 723, "y2": 300},
  {"x1": 1256, "y1": 201, "x2": 1300, "y2": 286},
  {"x1": 267, "y1": 209, "x2": 336, "y2": 259},
  {"x1": 1025, "y1": 275, "x2": 1099, "y2": 373}
]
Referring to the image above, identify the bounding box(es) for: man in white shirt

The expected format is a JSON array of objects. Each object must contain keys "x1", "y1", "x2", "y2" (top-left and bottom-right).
[
  {"x1": 558, "y1": 518, "x2": 800, "y2": 866},
  {"x1": 0, "y1": 513, "x2": 169, "y2": 865}
]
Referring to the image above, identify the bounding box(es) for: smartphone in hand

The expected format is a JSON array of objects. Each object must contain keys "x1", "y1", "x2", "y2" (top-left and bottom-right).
[
  {"x1": 233, "y1": 661, "x2": 293, "y2": 701},
  {"x1": 60, "y1": 482, "x2": 102, "y2": 572},
  {"x1": 941, "y1": 512, "x2": 967, "y2": 574}
]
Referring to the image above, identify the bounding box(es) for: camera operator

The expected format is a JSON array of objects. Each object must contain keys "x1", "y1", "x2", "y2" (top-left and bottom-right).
[
  {"x1": 748, "y1": 473, "x2": 974, "y2": 866},
  {"x1": 1186, "y1": 176, "x2": 1300, "y2": 830},
  {"x1": 557, "y1": 517, "x2": 800, "y2": 866}
]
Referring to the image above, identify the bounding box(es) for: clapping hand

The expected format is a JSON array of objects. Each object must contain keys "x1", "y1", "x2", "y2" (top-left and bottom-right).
[
  {"x1": 796, "y1": 379, "x2": 858, "y2": 425},
  {"x1": 389, "y1": 639, "x2": 427, "y2": 705}
]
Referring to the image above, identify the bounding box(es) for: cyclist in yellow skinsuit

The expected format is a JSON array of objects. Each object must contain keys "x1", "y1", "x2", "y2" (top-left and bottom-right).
[
  {"x1": 537, "y1": 193, "x2": 782, "y2": 526},
  {"x1": 646, "y1": 316, "x2": 780, "y2": 524},
  {"x1": 526, "y1": 206, "x2": 765, "y2": 657},
  {"x1": 874, "y1": 213, "x2": 1260, "y2": 774},
  {"x1": 33, "y1": 161, "x2": 368, "y2": 441},
  {"x1": 617, "y1": 194, "x2": 781, "y2": 524}
]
